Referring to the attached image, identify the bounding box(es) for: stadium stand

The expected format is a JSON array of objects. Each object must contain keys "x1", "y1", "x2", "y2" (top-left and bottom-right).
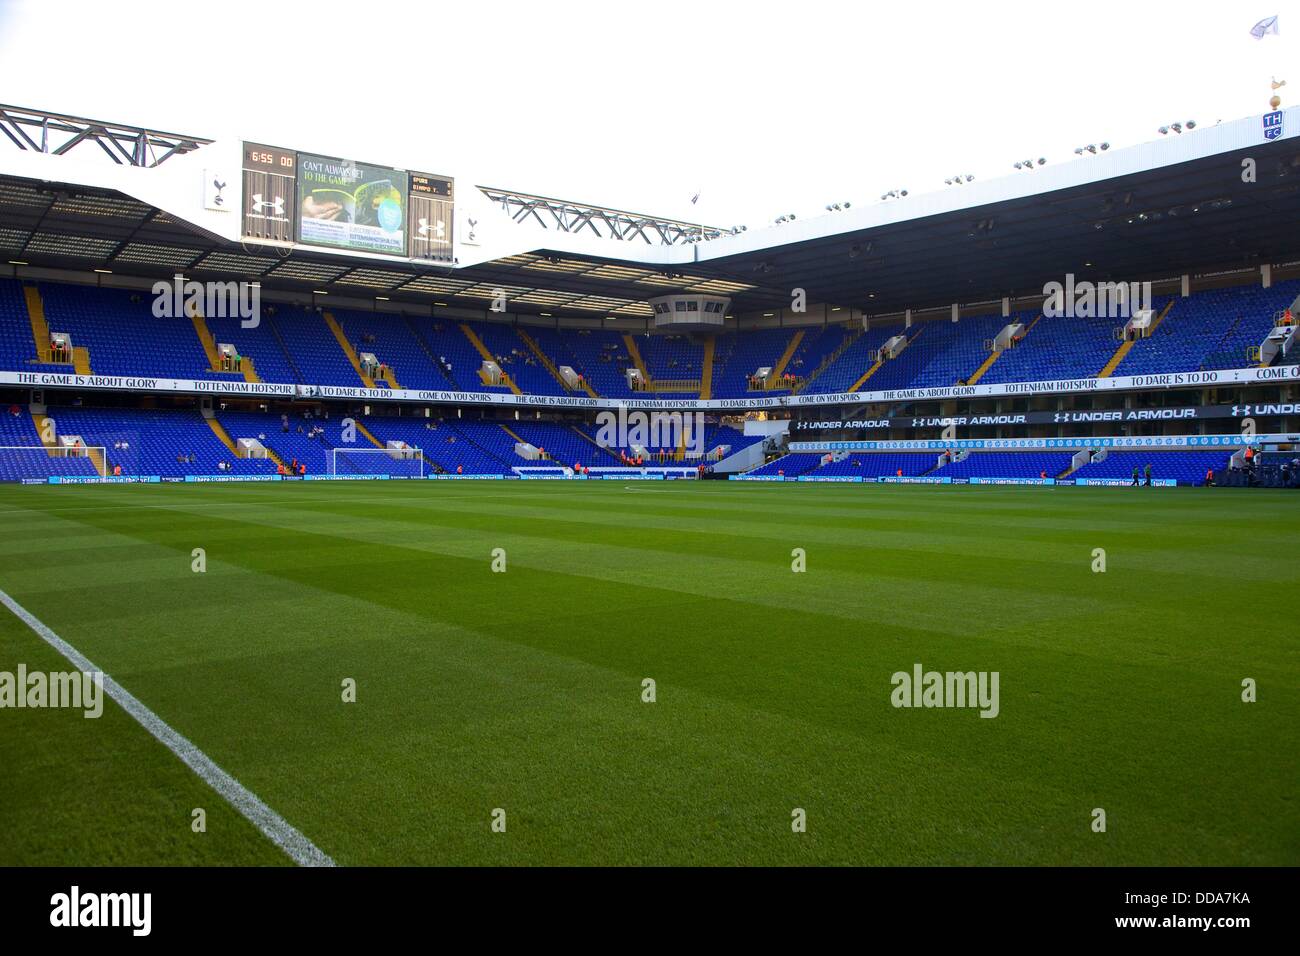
[
  {"x1": 469, "y1": 321, "x2": 567, "y2": 396},
  {"x1": 1071, "y1": 450, "x2": 1231, "y2": 485},
  {"x1": 326, "y1": 309, "x2": 449, "y2": 391},
  {"x1": 0, "y1": 408, "x2": 99, "y2": 480},
  {"x1": 36, "y1": 283, "x2": 208, "y2": 379},
  {"x1": 814, "y1": 452, "x2": 942, "y2": 477},
  {"x1": 6, "y1": 277, "x2": 1298, "y2": 393},
  {"x1": 2, "y1": 273, "x2": 1296, "y2": 488},
  {"x1": 530, "y1": 327, "x2": 633, "y2": 398},
  {"x1": 632, "y1": 331, "x2": 703, "y2": 397},
  {"x1": 788, "y1": 325, "x2": 852, "y2": 390},
  {"x1": 41, "y1": 406, "x2": 276, "y2": 478},
  {"x1": 803, "y1": 326, "x2": 896, "y2": 394},
  {"x1": 862, "y1": 313, "x2": 1009, "y2": 391},
  {"x1": 977, "y1": 312, "x2": 1118, "y2": 384},
  {"x1": 699, "y1": 423, "x2": 762, "y2": 458},
  {"x1": 942, "y1": 452, "x2": 1076, "y2": 479},
  {"x1": 710, "y1": 327, "x2": 800, "y2": 397},
  {"x1": 203, "y1": 313, "x2": 299, "y2": 384},
  {"x1": 1115, "y1": 280, "x2": 1300, "y2": 375},
  {"x1": 212, "y1": 409, "x2": 337, "y2": 474},
  {"x1": 740, "y1": 449, "x2": 1240, "y2": 485},
  {"x1": 746, "y1": 453, "x2": 826, "y2": 477},
  {"x1": 1242, "y1": 452, "x2": 1300, "y2": 488},
  {"x1": 0, "y1": 280, "x2": 66, "y2": 372},
  {"x1": 260, "y1": 309, "x2": 360, "y2": 387}
]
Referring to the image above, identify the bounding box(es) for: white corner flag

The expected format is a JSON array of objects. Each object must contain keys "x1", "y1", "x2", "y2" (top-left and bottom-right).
[{"x1": 1251, "y1": 15, "x2": 1279, "y2": 39}]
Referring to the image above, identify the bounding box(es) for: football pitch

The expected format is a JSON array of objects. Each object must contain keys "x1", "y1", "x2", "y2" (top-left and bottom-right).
[{"x1": 0, "y1": 481, "x2": 1294, "y2": 866}]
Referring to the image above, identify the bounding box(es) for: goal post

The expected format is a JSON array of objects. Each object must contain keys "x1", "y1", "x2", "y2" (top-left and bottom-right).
[
  {"x1": 0, "y1": 445, "x2": 109, "y2": 481},
  {"x1": 329, "y1": 446, "x2": 426, "y2": 478}
]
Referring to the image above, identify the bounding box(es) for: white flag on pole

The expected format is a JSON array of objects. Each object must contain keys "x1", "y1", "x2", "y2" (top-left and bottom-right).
[{"x1": 1250, "y1": 15, "x2": 1280, "y2": 39}]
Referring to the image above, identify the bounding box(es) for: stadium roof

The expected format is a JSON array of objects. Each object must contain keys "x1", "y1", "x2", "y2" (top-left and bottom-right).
[{"x1": 2, "y1": 104, "x2": 1299, "y2": 320}]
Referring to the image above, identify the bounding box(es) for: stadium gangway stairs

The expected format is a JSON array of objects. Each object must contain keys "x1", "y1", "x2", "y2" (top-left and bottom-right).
[
  {"x1": 1098, "y1": 299, "x2": 1174, "y2": 377},
  {"x1": 516, "y1": 327, "x2": 585, "y2": 396},
  {"x1": 794, "y1": 326, "x2": 861, "y2": 394},
  {"x1": 208, "y1": 415, "x2": 284, "y2": 469},
  {"x1": 461, "y1": 324, "x2": 521, "y2": 395},
  {"x1": 699, "y1": 335, "x2": 715, "y2": 400},
  {"x1": 967, "y1": 315, "x2": 1042, "y2": 386},
  {"x1": 323, "y1": 311, "x2": 376, "y2": 388},
  {"x1": 768, "y1": 330, "x2": 804, "y2": 383}
]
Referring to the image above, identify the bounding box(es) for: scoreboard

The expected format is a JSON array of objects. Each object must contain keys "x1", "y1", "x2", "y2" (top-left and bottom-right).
[
  {"x1": 409, "y1": 172, "x2": 454, "y2": 262},
  {"x1": 241, "y1": 143, "x2": 296, "y2": 243},
  {"x1": 240, "y1": 142, "x2": 454, "y2": 263}
]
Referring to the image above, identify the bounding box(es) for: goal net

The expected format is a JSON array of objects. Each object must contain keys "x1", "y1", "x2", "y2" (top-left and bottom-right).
[
  {"x1": 0, "y1": 445, "x2": 108, "y2": 482},
  {"x1": 329, "y1": 446, "x2": 426, "y2": 478}
]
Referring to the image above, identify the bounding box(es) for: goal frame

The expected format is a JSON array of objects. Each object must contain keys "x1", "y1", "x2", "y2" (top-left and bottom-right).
[
  {"x1": 0, "y1": 445, "x2": 109, "y2": 480},
  {"x1": 329, "y1": 446, "x2": 426, "y2": 478}
]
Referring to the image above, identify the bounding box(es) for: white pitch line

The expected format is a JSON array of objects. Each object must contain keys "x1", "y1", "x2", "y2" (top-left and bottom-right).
[{"x1": 0, "y1": 587, "x2": 335, "y2": 867}]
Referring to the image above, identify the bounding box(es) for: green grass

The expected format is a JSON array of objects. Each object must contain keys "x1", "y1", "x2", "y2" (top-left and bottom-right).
[{"x1": 0, "y1": 481, "x2": 1295, "y2": 866}]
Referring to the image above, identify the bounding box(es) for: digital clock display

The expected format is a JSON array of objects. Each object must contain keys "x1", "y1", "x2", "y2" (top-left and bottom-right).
[{"x1": 243, "y1": 144, "x2": 296, "y2": 172}]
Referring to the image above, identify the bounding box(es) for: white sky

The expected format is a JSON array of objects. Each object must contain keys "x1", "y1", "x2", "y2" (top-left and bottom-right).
[{"x1": 0, "y1": 0, "x2": 1295, "y2": 228}]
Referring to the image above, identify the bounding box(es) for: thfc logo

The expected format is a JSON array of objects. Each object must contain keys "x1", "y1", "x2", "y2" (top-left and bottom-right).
[
  {"x1": 50, "y1": 886, "x2": 151, "y2": 936},
  {"x1": 1263, "y1": 110, "x2": 1284, "y2": 141}
]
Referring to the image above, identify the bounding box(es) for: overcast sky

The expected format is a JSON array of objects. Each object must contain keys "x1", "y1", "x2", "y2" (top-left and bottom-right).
[{"x1": 0, "y1": 1, "x2": 1294, "y2": 228}]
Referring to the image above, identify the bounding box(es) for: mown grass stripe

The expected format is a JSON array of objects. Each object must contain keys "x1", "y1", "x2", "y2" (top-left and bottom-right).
[{"x1": 0, "y1": 587, "x2": 335, "y2": 868}]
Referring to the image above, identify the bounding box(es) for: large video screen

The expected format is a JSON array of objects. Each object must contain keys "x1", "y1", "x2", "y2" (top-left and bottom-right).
[{"x1": 295, "y1": 153, "x2": 408, "y2": 255}]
